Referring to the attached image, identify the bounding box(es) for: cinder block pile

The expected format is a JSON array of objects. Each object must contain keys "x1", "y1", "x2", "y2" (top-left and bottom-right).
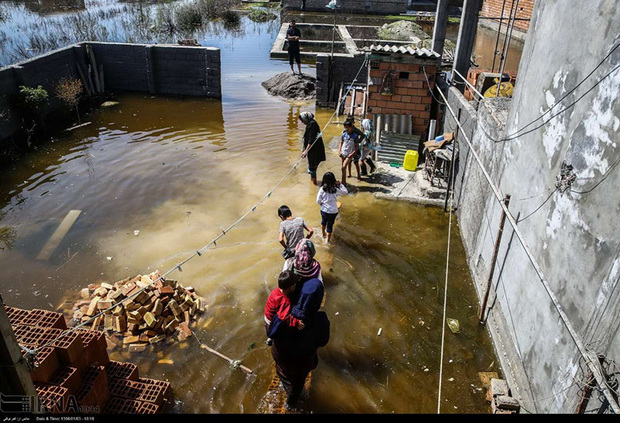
[
  {"x1": 5, "y1": 305, "x2": 173, "y2": 414},
  {"x1": 488, "y1": 378, "x2": 520, "y2": 414},
  {"x1": 70, "y1": 271, "x2": 205, "y2": 353}
]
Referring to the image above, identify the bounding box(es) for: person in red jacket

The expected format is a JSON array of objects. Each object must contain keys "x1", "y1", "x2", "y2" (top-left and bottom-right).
[{"x1": 264, "y1": 270, "x2": 305, "y2": 345}]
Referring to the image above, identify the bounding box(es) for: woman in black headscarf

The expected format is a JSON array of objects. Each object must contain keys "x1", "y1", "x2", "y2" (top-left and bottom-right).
[
  {"x1": 299, "y1": 112, "x2": 326, "y2": 186},
  {"x1": 269, "y1": 277, "x2": 330, "y2": 409}
]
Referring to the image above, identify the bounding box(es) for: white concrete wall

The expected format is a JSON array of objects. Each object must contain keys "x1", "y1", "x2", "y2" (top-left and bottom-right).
[{"x1": 450, "y1": 0, "x2": 620, "y2": 413}]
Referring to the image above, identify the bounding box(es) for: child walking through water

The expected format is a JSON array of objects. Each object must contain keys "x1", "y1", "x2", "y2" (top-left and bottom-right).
[{"x1": 316, "y1": 172, "x2": 348, "y2": 243}]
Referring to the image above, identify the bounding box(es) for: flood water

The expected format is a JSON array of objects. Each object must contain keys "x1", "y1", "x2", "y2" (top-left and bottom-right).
[{"x1": 0, "y1": 4, "x2": 502, "y2": 414}]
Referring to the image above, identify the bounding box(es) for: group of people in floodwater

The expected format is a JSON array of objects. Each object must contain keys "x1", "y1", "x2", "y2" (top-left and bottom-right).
[{"x1": 262, "y1": 110, "x2": 377, "y2": 410}]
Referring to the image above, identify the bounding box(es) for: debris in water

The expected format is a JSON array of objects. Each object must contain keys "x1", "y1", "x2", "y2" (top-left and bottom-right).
[
  {"x1": 377, "y1": 327, "x2": 383, "y2": 336},
  {"x1": 447, "y1": 318, "x2": 460, "y2": 333},
  {"x1": 106, "y1": 256, "x2": 113, "y2": 261},
  {"x1": 134, "y1": 230, "x2": 140, "y2": 236},
  {"x1": 68, "y1": 270, "x2": 206, "y2": 354},
  {"x1": 158, "y1": 359, "x2": 174, "y2": 365},
  {"x1": 101, "y1": 101, "x2": 119, "y2": 108}
]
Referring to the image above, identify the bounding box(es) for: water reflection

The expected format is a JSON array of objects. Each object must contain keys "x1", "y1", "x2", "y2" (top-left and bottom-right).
[
  {"x1": 0, "y1": 9, "x2": 500, "y2": 415},
  {"x1": 21, "y1": 0, "x2": 85, "y2": 15}
]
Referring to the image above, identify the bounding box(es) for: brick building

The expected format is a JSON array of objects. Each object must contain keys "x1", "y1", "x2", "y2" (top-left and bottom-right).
[
  {"x1": 480, "y1": 0, "x2": 535, "y2": 33},
  {"x1": 366, "y1": 44, "x2": 440, "y2": 140}
]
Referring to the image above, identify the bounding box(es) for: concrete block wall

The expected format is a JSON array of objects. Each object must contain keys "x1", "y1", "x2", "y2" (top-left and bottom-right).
[
  {"x1": 367, "y1": 59, "x2": 436, "y2": 139},
  {"x1": 480, "y1": 0, "x2": 534, "y2": 33},
  {"x1": 0, "y1": 42, "x2": 222, "y2": 146},
  {"x1": 283, "y1": 0, "x2": 407, "y2": 15},
  {"x1": 315, "y1": 54, "x2": 368, "y2": 108}
]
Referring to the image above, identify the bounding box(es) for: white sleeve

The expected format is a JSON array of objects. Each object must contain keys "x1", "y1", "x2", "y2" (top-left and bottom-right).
[
  {"x1": 337, "y1": 184, "x2": 348, "y2": 196},
  {"x1": 316, "y1": 188, "x2": 323, "y2": 205}
]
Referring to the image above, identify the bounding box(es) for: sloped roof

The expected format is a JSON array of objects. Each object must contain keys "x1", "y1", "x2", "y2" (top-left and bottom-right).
[{"x1": 368, "y1": 43, "x2": 441, "y2": 59}]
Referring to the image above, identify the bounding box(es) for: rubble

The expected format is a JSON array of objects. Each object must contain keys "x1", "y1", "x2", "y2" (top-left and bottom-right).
[
  {"x1": 377, "y1": 20, "x2": 430, "y2": 42},
  {"x1": 68, "y1": 270, "x2": 206, "y2": 354},
  {"x1": 261, "y1": 72, "x2": 316, "y2": 101},
  {"x1": 488, "y1": 378, "x2": 520, "y2": 414}
]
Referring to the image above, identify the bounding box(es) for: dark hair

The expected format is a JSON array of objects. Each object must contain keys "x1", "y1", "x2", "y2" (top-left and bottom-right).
[
  {"x1": 344, "y1": 118, "x2": 354, "y2": 127},
  {"x1": 321, "y1": 172, "x2": 338, "y2": 194},
  {"x1": 278, "y1": 270, "x2": 298, "y2": 290},
  {"x1": 278, "y1": 205, "x2": 292, "y2": 218}
]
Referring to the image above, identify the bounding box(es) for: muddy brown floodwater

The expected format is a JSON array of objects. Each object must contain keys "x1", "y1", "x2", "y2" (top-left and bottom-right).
[{"x1": 0, "y1": 14, "x2": 501, "y2": 413}]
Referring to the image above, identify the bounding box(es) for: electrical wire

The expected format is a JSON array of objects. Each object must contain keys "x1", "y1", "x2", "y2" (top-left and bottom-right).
[
  {"x1": 570, "y1": 154, "x2": 620, "y2": 195},
  {"x1": 20, "y1": 56, "x2": 370, "y2": 363},
  {"x1": 451, "y1": 42, "x2": 620, "y2": 143},
  {"x1": 517, "y1": 188, "x2": 558, "y2": 222},
  {"x1": 434, "y1": 84, "x2": 620, "y2": 414}
]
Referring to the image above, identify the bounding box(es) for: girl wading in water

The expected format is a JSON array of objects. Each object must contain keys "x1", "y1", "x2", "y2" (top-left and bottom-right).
[
  {"x1": 299, "y1": 112, "x2": 326, "y2": 185},
  {"x1": 316, "y1": 172, "x2": 348, "y2": 243}
]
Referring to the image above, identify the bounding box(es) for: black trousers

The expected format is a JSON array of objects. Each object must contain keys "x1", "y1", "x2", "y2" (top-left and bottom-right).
[{"x1": 288, "y1": 46, "x2": 301, "y2": 65}]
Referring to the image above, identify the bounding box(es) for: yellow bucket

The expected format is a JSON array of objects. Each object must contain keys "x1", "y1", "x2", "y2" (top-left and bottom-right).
[{"x1": 403, "y1": 150, "x2": 419, "y2": 171}]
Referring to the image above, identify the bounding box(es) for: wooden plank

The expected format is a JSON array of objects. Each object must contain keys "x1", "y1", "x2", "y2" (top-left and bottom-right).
[{"x1": 37, "y1": 210, "x2": 82, "y2": 261}]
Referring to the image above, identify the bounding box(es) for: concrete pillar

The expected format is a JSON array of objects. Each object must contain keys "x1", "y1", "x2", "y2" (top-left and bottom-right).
[
  {"x1": 431, "y1": 0, "x2": 450, "y2": 57},
  {"x1": 0, "y1": 296, "x2": 37, "y2": 397},
  {"x1": 452, "y1": 0, "x2": 482, "y2": 92}
]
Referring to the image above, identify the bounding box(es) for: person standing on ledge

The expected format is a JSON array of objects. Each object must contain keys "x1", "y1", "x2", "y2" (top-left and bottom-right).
[{"x1": 286, "y1": 20, "x2": 302, "y2": 76}]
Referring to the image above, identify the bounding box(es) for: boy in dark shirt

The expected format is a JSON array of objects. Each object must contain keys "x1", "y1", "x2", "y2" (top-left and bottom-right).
[{"x1": 286, "y1": 20, "x2": 302, "y2": 76}]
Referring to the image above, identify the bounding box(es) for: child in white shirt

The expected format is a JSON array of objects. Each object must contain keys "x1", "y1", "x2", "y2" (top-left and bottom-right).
[{"x1": 316, "y1": 172, "x2": 348, "y2": 243}]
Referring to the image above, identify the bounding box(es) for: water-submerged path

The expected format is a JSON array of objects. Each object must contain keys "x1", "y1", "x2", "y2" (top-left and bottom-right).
[{"x1": 0, "y1": 15, "x2": 500, "y2": 413}]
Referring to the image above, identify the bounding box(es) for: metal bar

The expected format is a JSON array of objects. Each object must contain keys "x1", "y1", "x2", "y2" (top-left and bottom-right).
[
  {"x1": 436, "y1": 85, "x2": 620, "y2": 414},
  {"x1": 491, "y1": 0, "x2": 508, "y2": 71},
  {"x1": 479, "y1": 194, "x2": 511, "y2": 323},
  {"x1": 576, "y1": 370, "x2": 596, "y2": 413},
  {"x1": 444, "y1": 109, "x2": 461, "y2": 212},
  {"x1": 496, "y1": 0, "x2": 520, "y2": 97},
  {"x1": 452, "y1": 68, "x2": 485, "y2": 99}
]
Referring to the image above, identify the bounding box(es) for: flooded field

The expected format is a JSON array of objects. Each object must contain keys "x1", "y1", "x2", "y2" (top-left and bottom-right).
[{"x1": 0, "y1": 4, "x2": 503, "y2": 414}]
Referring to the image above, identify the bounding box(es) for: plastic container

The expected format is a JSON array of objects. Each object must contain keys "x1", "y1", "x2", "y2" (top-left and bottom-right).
[{"x1": 403, "y1": 150, "x2": 419, "y2": 171}]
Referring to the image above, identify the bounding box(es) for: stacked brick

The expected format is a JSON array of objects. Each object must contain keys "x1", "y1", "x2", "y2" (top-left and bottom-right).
[
  {"x1": 5, "y1": 305, "x2": 173, "y2": 414},
  {"x1": 367, "y1": 61, "x2": 437, "y2": 137},
  {"x1": 70, "y1": 271, "x2": 205, "y2": 354},
  {"x1": 480, "y1": 0, "x2": 535, "y2": 33}
]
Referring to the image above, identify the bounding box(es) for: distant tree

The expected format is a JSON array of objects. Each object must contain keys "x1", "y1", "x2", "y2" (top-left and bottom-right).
[{"x1": 55, "y1": 77, "x2": 84, "y2": 124}]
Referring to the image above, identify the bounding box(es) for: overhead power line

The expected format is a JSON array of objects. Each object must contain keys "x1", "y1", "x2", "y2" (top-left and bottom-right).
[{"x1": 435, "y1": 85, "x2": 620, "y2": 414}]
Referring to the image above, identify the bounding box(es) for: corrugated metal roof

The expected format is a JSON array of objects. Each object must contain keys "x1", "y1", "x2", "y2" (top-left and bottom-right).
[{"x1": 368, "y1": 44, "x2": 440, "y2": 59}]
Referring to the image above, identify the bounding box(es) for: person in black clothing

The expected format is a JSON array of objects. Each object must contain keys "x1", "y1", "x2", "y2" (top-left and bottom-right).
[
  {"x1": 286, "y1": 20, "x2": 302, "y2": 76},
  {"x1": 299, "y1": 112, "x2": 326, "y2": 185},
  {"x1": 268, "y1": 278, "x2": 330, "y2": 410}
]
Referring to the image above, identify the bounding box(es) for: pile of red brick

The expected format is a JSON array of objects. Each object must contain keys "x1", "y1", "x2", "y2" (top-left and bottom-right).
[
  {"x1": 6, "y1": 305, "x2": 172, "y2": 414},
  {"x1": 71, "y1": 271, "x2": 205, "y2": 353}
]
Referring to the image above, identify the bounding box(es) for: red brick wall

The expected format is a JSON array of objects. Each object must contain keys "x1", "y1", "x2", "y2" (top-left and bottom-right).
[
  {"x1": 481, "y1": 0, "x2": 535, "y2": 33},
  {"x1": 367, "y1": 61, "x2": 436, "y2": 137}
]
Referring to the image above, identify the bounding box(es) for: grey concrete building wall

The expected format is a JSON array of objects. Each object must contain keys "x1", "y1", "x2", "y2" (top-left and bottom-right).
[
  {"x1": 316, "y1": 54, "x2": 368, "y2": 107},
  {"x1": 448, "y1": 0, "x2": 620, "y2": 413},
  {"x1": 283, "y1": 0, "x2": 407, "y2": 15}
]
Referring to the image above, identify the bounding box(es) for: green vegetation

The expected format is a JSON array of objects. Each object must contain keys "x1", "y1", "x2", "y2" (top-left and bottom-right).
[
  {"x1": 221, "y1": 10, "x2": 241, "y2": 29},
  {"x1": 168, "y1": 0, "x2": 240, "y2": 34},
  {"x1": 247, "y1": 8, "x2": 277, "y2": 22},
  {"x1": 175, "y1": 2, "x2": 204, "y2": 32},
  {"x1": 17, "y1": 85, "x2": 49, "y2": 116}
]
